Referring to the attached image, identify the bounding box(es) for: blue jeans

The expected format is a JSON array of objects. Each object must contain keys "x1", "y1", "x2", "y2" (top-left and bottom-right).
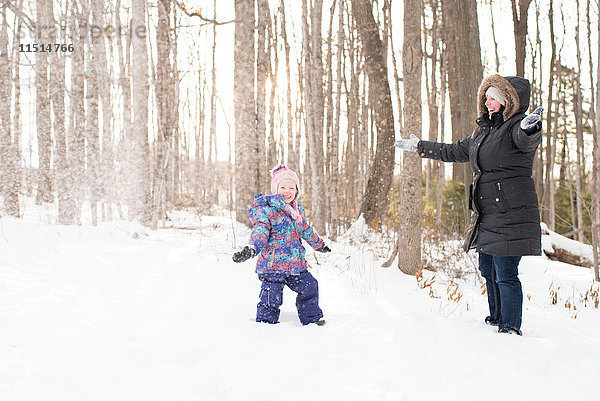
[
  {"x1": 478, "y1": 253, "x2": 523, "y2": 330},
  {"x1": 256, "y1": 270, "x2": 323, "y2": 325}
]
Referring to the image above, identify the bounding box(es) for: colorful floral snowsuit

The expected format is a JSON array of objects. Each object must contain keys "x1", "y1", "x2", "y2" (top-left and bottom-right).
[{"x1": 248, "y1": 193, "x2": 324, "y2": 324}]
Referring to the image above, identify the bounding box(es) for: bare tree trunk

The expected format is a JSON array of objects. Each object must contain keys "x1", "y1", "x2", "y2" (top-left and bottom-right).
[
  {"x1": 266, "y1": 5, "x2": 278, "y2": 170},
  {"x1": 573, "y1": 0, "x2": 585, "y2": 242},
  {"x1": 441, "y1": 0, "x2": 482, "y2": 186},
  {"x1": 359, "y1": 79, "x2": 368, "y2": 203},
  {"x1": 69, "y1": 0, "x2": 87, "y2": 224},
  {"x1": 511, "y1": 0, "x2": 532, "y2": 77},
  {"x1": 532, "y1": 0, "x2": 544, "y2": 202},
  {"x1": 280, "y1": 0, "x2": 296, "y2": 172},
  {"x1": 557, "y1": 64, "x2": 566, "y2": 185},
  {"x1": 543, "y1": 0, "x2": 557, "y2": 229},
  {"x1": 131, "y1": 0, "x2": 151, "y2": 223},
  {"x1": 350, "y1": 10, "x2": 361, "y2": 221},
  {"x1": 86, "y1": 0, "x2": 101, "y2": 225},
  {"x1": 208, "y1": 0, "x2": 219, "y2": 206},
  {"x1": 115, "y1": 0, "x2": 132, "y2": 218},
  {"x1": 343, "y1": 10, "x2": 360, "y2": 225},
  {"x1": 254, "y1": 1, "x2": 267, "y2": 194},
  {"x1": 398, "y1": 0, "x2": 423, "y2": 275},
  {"x1": 150, "y1": 0, "x2": 174, "y2": 229},
  {"x1": 256, "y1": 0, "x2": 270, "y2": 183},
  {"x1": 567, "y1": 154, "x2": 577, "y2": 236},
  {"x1": 234, "y1": 0, "x2": 257, "y2": 226},
  {"x1": 422, "y1": 11, "x2": 431, "y2": 194},
  {"x1": 0, "y1": 3, "x2": 20, "y2": 216},
  {"x1": 587, "y1": 0, "x2": 597, "y2": 139},
  {"x1": 91, "y1": 0, "x2": 113, "y2": 222},
  {"x1": 298, "y1": 63, "x2": 310, "y2": 203},
  {"x1": 593, "y1": 1, "x2": 600, "y2": 281},
  {"x1": 441, "y1": 0, "x2": 459, "y2": 184},
  {"x1": 302, "y1": 0, "x2": 326, "y2": 233},
  {"x1": 35, "y1": 0, "x2": 53, "y2": 204},
  {"x1": 323, "y1": 0, "x2": 336, "y2": 230},
  {"x1": 437, "y1": 51, "x2": 447, "y2": 228},
  {"x1": 351, "y1": 0, "x2": 396, "y2": 227},
  {"x1": 423, "y1": 0, "x2": 440, "y2": 196},
  {"x1": 195, "y1": 62, "x2": 206, "y2": 206},
  {"x1": 52, "y1": 1, "x2": 73, "y2": 223},
  {"x1": 8, "y1": 1, "x2": 23, "y2": 216},
  {"x1": 385, "y1": 0, "x2": 404, "y2": 134},
  {"x1": 329, "y1": 0, "x2": 344, "y2": 239},
  {"x1": 488, "y1": 0, "x2": 500, "y2": 72},
  {"x1": 171, "y1": 6, "x2": 180, "y2": 207}
]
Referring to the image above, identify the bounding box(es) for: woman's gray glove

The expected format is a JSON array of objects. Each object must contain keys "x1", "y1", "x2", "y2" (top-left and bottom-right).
[
  {"x1": 394, "y1": 134, "x2": 419, "y2": 152},
  {"x1": 520, "y1": 107, "x2": 543, "y2": 133},
  {"x1": 232, "y1": 246, "x2": 256, "y2": 263}
]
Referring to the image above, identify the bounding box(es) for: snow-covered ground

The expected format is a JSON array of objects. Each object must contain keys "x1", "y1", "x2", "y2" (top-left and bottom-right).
[{"x1": 1, "y1": 204, "x2": 599, "y2": 401}]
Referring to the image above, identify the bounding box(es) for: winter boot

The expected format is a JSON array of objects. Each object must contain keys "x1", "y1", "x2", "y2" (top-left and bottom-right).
[{"x1": 498, "y1": 326, "x2": 522, "y2": 336}]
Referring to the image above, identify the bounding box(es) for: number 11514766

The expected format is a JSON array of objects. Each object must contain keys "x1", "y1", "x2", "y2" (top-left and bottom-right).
[{"x1": 19, "y1": 44, "x2": 74, "y2": 52}]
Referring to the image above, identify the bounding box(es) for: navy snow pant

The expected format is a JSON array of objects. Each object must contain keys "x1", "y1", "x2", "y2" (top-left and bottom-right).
[{"x1": 256, "y1": 270, "x2": 323, "y2": 325}]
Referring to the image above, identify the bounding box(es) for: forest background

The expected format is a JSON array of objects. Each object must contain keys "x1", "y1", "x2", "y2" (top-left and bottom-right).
[{"x1": 0, "y1": 0, "x2": 598, "y2": 280}]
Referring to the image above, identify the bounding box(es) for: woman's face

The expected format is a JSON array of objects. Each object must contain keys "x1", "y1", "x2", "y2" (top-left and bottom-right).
[
  {"x1": 485, "y1": 95, "x2": 502, "y2": 115},
  {"x1": 277, "y1": 178, "x2": 297, "y2": 205}
]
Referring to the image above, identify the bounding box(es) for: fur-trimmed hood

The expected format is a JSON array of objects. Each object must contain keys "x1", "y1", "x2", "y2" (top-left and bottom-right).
[{"x1": 478, "y1": 75, "x2": 531, "y2": 120}]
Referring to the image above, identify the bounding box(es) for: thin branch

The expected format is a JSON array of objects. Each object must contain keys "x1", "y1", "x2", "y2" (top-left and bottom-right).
[
  {"x1": 1, "y1": 0, "x2": 35, "y2": 31},
  {"x1": 174, "y1": 1, "x2": 233, "y2": 25}
]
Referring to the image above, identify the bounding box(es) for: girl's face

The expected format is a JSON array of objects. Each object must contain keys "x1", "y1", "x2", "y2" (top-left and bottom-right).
[
  {"x1": 485, "y1": 95, "x2": 502, "y2": 116},
  {"x1": 277, "y1": 178, "x2": 297, "y2": 205}
]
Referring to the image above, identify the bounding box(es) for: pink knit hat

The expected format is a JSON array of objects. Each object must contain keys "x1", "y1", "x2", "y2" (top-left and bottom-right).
[
  {"x1": 270, "y1": 165, "x2": 300, "y2": 197},
  {"x1": 270, "y1": 164, "x2": 303, "y2": 225}
]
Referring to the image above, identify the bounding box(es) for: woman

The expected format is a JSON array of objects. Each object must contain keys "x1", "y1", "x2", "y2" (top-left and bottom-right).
[{"x1": 395, "y1": 75, "x2": 543, "y2": 335}]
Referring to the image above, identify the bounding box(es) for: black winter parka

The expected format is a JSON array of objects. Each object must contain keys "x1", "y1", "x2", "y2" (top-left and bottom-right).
[{"x1": 418, "y1": 75, "x2": 542, "y2": 256}]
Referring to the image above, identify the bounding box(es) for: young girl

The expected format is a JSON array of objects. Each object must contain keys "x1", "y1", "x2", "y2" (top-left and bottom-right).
[{"x1": 232, "y1": 165, "x2": 331, "y2": 325}]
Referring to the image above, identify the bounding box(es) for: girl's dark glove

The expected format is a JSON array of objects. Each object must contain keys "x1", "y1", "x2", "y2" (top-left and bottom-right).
[
  {"x1": 232, "y1": 246, "x2": 256, "y2": 263},
  {"x1": 317, "y1": 244, "x2": 331, "y2": 253}
]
